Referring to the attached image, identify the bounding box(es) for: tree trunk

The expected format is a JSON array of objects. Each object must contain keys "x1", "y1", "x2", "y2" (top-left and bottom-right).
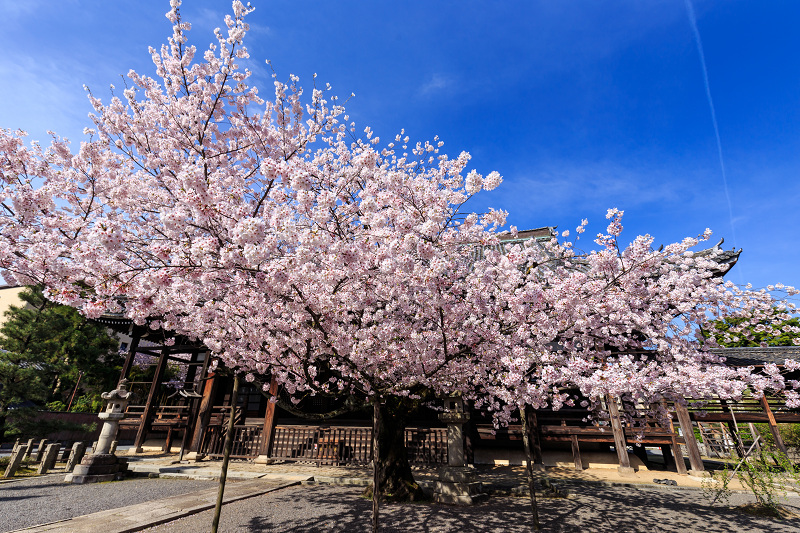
[
  {"x1": 521, "y1": 406, "x2": 541, "y2": 531},
  {"x1": 364, "y1": 398, "x2": 425, "y2": 504},
  {"x1": 372, "y1": 397, "x2": 380, "y2": 533}
]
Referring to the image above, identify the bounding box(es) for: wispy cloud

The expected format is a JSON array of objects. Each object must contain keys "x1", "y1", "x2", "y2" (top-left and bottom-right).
[
  {"x1": 493, "y1": 160, "x2": 691, "y2": 217},
  {"x1": 0, "y1": 53, "x2": 94, "y2": 142},
  {"x1": 0, "y1": 0, "x2": 39, "y2": 18},
  {"x1": 419, "y1": 73, "x2": 452, "y2": 95}
]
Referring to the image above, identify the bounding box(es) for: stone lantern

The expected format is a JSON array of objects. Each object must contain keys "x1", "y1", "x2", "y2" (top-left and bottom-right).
[
  {"x1": 65, "y1": 379, "x2": 132, "y2": 484},
  {"x1": 433, "y1": 396, "x2": 487, "y2": 504}
]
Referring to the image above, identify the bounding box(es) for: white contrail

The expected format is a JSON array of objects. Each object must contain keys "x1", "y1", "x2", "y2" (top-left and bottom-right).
[{"x1": 684, "y1": 0, "x2": 741, "y2": 260}]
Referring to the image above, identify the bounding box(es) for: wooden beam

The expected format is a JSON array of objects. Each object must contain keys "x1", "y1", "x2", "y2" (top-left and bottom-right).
[
  {"x1": 760, "y1": 396, "x2": 789, "y2": 456},
  {"x1": 674, "y1": 403, "x2": 704, "y2": 473},
  {"x1": 606, "y1": 396, "x2": 634, "y2": 475},
  {"x1": 133, "y1": 347, "x2": 170, "y2": 453},
  {"x1": 688, "y1": 412, "x2": 800, "y2": 423}
]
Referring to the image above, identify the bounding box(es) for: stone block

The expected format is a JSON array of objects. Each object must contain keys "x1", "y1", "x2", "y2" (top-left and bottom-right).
[
  {"x1": 33, "y1": 439, "x2": 49, "y2": 462},
  {"x1": 433, "y1": 480, "x2": 484, "y2": 497},
  {"x1": 79, "y1": 453, "x2": 120, "y2": 466},
  {"x1": 23, "y1": 439, "x2": 35, "y2": 459},
  {"x1": 438, "y1": 466, "x2": 477, "y2": 483},
  {"x1": 3, "y1": 445, "x2": 28, "y2": 478},
  {"x1": 65, "y1": 442, "x2": 86, "y2": 473},
  {"x1": 67, "y1": 473, "x2": 117, "y2": 484},
  {"x1": 72, "y1": 463, "x2": 120, "y2": 476},
  {"x1": 37, "y1": 443, "x2": 61, "y2": 474},
  {"x1": 66, "y1": 452, "x2": 127, "y2": 483}
]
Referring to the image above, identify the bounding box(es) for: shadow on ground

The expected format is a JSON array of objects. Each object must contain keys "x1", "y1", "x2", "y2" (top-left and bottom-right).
[{"x1": 147, "y1": 483, "x2": 800, "y2": 533}]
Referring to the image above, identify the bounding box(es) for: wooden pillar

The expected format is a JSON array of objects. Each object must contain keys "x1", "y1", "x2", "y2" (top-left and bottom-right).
[
  {"x1": 178, "y1": 350, "x2": 208, "y2": 461},
  {"x1": 571, "y1": 435, "x2": 583, "y2": 471},
  {"x1": 133, "y1": 346, "x2": 170, "y2": 453},
  {"x1": 606, "y1": 396, "x2": 634, "y2": 476},
  {"x1": 759, "y1": 395, "x2": 788, "y2": 456},
  {"x1": 255, "y1": 376, "x2": 279, "y2": 463},
  {"x1": 666, "y1": 412, "x2": 687, "y2": 475},
  {"x1": 187, "y1": 369, "x2": 218, "y2": 459},
  {"x1": 119, "y1": 333, "x2": 141, "y2": 382},
  {"x1": 674, "y1": 402, "x2": 704, "y2": 474}
]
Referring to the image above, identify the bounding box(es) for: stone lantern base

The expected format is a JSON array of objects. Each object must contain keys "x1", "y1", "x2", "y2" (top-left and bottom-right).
[
  {"x1": 433, "y1": 466, "x2": 489, "y2": 505},
  {"x1": 64, "y1": 454, "x2": 128, "y2": 484}
]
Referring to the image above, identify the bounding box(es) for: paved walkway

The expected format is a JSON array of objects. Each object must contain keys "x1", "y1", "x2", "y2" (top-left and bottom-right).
[{"x1": 8, "y1": 480, "x2": 296, "y2": 533}]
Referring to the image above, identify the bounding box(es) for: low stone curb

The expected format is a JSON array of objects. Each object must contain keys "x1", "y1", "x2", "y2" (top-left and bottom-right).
[{"x1": 9, "y1": 480, "x2": 300, "y2": 533}]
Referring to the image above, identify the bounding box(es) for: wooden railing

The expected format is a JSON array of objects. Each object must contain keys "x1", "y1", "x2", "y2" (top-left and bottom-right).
[
  {"x1": 121, "y1": 405, "x2": 189, "y2": 426},
  {"x1": 405, "y1": 427, "x2": 448, "y2": 465},
  {"x1": 201, "y1": 424, "x2": 263, "y2": 459},
  {"x1": 199, "y1": 424, "x2": 448, "y2": 466}
]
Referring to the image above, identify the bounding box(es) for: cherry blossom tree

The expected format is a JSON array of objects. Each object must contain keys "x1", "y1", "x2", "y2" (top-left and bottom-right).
[{"x1": 1, "y1": 2, "x2": 799, "y2": 531}]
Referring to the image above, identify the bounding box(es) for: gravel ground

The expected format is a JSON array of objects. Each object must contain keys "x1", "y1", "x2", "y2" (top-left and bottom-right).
[
  {"x1": 143, "y1": 483, "x2": 800, "y2": 533},
  {"x1": 0, "y1": 474, "x2": 217, "y2": 532}
]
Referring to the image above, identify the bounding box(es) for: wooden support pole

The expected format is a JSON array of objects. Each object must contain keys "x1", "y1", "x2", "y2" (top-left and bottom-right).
[
  {"x1": 606, "y1": 396, "x2": 634, "y2": 476},
  {"x1": 255, "y1": 376, "x2": 279, "y2": 463},
  {"x1": 133, "y1": 347, "x2": 170, "y2": 453},
  {"x1": 571, "y1": 435, "x2": 583, "y2": 471},
  {"x1": 748, "y1": 423, "x2": 762, "y2": 453},
  {"x1": 759, "y1": 396, "x2": 788, "y2": 456},
  {"x1": 674, "y1": 403, "x2": 704, "y2": 473},
  {"x1": 663, "y1": 405, "x2": 687, "y2": 475},
  {"x1": 188, "y1": 370, "x2": 218, "y2": 457},
  {"x1": 720, "y1": 400, "x2": 746, "y2": 458},
  {"x1": 179, "y1": 350, "x2": 208, "y2": 461}
]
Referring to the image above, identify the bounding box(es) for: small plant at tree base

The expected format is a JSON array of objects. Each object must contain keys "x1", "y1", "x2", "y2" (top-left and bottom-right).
[{"x1": 705, "y1": 448, "x2": 800, "y2": 518}]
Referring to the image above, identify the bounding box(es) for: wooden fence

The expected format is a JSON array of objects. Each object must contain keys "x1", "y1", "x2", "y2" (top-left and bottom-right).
[{"x1": 200, "y1": 424, "x2": 448, "y2": 466}]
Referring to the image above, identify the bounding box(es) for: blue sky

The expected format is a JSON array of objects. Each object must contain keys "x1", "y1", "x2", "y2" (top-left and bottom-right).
[{"x1": 2, "y1": 1, "x2": 799, "y2": 292}]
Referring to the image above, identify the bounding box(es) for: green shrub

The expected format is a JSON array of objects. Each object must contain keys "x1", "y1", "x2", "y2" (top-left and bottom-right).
[
  {"x1": 705, "y1": 447, "x2": 800, "y2": 515},
  {"x1": 45, "y1": 400, "x2": 67, "y2": 412}
]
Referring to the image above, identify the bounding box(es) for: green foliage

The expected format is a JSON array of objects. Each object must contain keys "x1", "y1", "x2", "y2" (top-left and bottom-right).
[
  {"x1": 0, "y1": 286, "x2": 121, "y2": 435},
  {"x1": 754, "y1": 423, "x2": 800, "y2": 452},
  {"x1": 69, "y1": 393, "x2": 105, "y2": 413},
  {"x1": 707, "y1": 316, "x2": 800, "y2": 348},
  {"x1": 45, "y1": 400, "x2": 67, "y2": 412},
  {"x1": 705, "y1": 448, "x2": 800, "y2": 515}
]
